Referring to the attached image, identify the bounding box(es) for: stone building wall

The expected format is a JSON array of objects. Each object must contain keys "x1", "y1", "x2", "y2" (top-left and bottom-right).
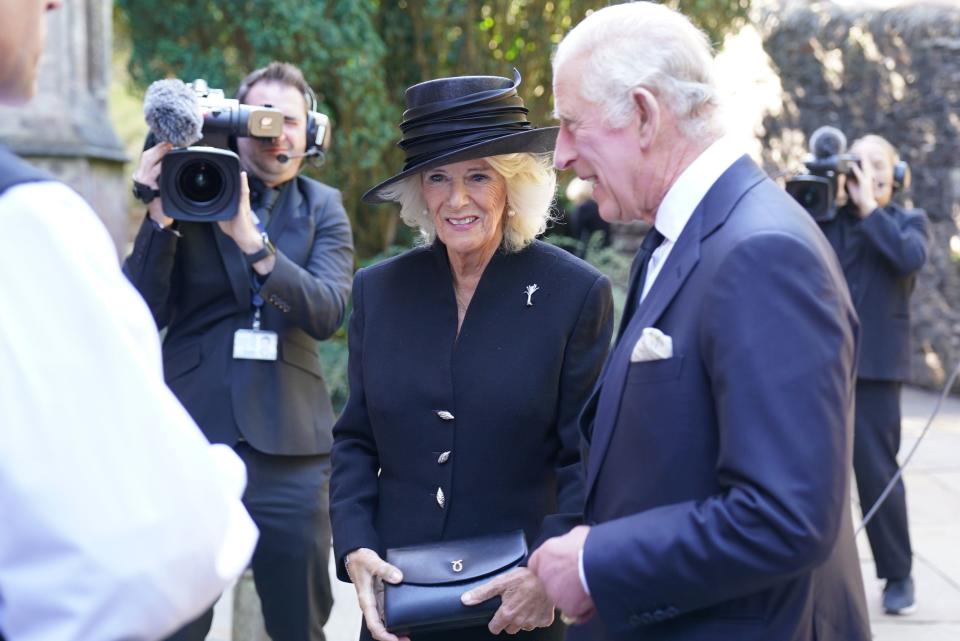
[
  {"x1": 752, "y1": 0, "x2": 960, "y2": 391},
  {"x1": 0, "y1": 0, "x2": 127, "y2": 255}
]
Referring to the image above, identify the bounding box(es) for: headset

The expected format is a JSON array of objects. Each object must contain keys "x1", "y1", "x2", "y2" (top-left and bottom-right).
[
  {"x1": 235, "y1": 67, "x2": 332, "y2": 165},
  {"x1": 892, "y1": 159, "x2": 911, "y2": 193},
  {"x1": 298, "y1": 82, "x2": 332, "y2": 163}
]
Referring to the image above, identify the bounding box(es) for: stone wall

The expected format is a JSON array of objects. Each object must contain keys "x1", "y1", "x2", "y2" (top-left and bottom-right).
[
  {"x1": 0, "y1": 0, "x2": 127, "y2": 255},
  {"x1": 756, "y1": 0, "x2": 960, "y2": 391}
]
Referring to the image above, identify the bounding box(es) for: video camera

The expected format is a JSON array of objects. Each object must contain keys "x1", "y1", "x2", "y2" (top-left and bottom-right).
[
  {"x1": 143, "y1": 78, "x2": 331, "y2": 222},
  {"x1": 785, "y1": 126, "x2": 860, "y2": 223}
]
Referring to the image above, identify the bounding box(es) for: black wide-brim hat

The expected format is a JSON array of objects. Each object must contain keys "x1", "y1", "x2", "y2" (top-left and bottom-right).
[{"x1": 362, "y1": 70, "x2": 558, "y2": 203}]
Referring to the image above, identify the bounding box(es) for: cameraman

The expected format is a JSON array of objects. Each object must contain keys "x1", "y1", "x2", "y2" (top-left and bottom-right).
[
  {"x1": 124, "y1": 62, "x2": 354, "y2": 641},
  {"x1": 819, "y1": 134, "x2": 929, "y2": 616}
]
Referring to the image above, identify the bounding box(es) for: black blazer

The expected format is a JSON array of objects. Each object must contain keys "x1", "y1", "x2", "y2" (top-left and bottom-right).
[
  {"x1": 819, "y1": 203, "x2": 929, "y2": 381},
  {"x1": 330, "y1": 240, "x2": 612, "y2": 579},
  {"x1": 124, "y1": 175, "x2": 354, "y2": 455}
]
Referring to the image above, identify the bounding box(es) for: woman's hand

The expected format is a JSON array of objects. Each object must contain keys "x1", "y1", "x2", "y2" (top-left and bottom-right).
[
  {"x1": 462, "y1": 567, "x2": 556, "y2": 635},
  {"x1": 344, "y1": 547, "x2": 410, "y2": 641}
]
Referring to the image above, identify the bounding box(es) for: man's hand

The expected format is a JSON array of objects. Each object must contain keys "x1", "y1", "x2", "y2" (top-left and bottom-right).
[
  {"x1": 461, "y1": 567, "x2": 555, "y2": 634},
  {"x1": 217, "y1": 172, "x2": 276, "y2": 275},
  {"x1": 845, "y1": 161, "x2": 879, "y2": 219},
  {"x1": 344, "y1": 548, "x2": 410, "y2": 641},
  {"x1": 528, "y1": 525, "x2": 596, "y2": 625},
  {"x1": 134, "y1": 142, "x2": 174, "y2": 228}
]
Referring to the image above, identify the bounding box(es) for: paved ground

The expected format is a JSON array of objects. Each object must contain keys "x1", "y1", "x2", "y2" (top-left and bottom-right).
[
  {"x1": 209, "y1": 385, "x2": 960, "y2": 640},
  {"x1": 859, "y1": 386, "x2": 960, "y2": 640}
]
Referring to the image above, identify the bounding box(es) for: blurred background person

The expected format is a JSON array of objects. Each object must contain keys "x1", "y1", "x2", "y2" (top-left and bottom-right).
[
  {"x1": 124, "y1": 62, "x2": 353, "y2": 641},
  {"x1": 330, "y1": 72, "x2": 613, "y2": 641},
  {"x1": 0, "y1": 1, "x2": 257, "y2": 640},
  {"x1": 565, "y1": 177, "x2": 610, "y2": 258},
  {"x1": 820, "y1": 133, "x2": 930, "y2": 616}
]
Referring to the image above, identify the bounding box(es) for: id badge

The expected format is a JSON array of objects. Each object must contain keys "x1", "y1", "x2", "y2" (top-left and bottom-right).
[{"x1": 233, "y1": 329, "x2": 279, "y2": 361}]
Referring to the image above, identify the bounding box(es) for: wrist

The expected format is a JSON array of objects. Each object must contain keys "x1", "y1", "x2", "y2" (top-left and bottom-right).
[
  {"x1": 148, "y1": 211, "x2": 179, "y2": 236},
  {"x1": 237, "y1": 234, "x2": 266, "y2": 254},
  {"x1": 243, "y1": 232, "x2": 277, "y2": 266}
]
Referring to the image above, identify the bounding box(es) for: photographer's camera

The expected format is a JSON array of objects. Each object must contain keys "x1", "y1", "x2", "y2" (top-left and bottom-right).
[
  {"x1": 141, "y1": 77, "x2": 330, "y2": 222},
  {"x1": 785, "y1": 126, "x2": 860, "y2": 222}
]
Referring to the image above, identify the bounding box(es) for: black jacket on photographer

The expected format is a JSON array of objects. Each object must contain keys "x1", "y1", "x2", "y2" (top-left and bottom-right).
[
  {"x1": 124, "y1": 173, "x2": 353, "y2": 454},
  {"x1": 818, "y1": 201, "x2": 928, "y2": 382}
]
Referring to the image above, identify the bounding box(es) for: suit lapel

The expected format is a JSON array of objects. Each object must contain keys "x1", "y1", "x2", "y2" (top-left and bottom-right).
[
  {"x1": 583, "y1": 211, "x2": 702, "y2": 499},
  {"x1": 583, "y1": 155, "x2": 767, "y2": 506},
  {"x1": 214, "y1": 226, "x2": 251, "y2": 309}
]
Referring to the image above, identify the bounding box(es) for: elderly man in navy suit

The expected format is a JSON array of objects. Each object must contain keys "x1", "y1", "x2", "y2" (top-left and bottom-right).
[{"x1": 529, "y1": 4, "x2": 871, "y2": 640}]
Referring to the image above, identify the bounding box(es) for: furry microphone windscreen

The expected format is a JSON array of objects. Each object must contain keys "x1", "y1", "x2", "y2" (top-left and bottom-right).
[
  {"x1": 809, "y1": 126, "x2": 847, "y2": 160},
  {"x1": 143, "y1": 79, "x2": 203, "y2": 148}
]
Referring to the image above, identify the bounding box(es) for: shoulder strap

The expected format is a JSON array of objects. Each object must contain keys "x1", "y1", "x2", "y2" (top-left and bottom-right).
[{"x1": 0, "y1": 145, "x2": 53, "y2": 195}]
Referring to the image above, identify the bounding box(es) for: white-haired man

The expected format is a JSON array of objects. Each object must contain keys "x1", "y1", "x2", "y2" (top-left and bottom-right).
[
  {"x1": 529, "y1": 4, "x2": 871, "y2": 640},
  {"x1": 0, "y1": 2, "x2": 256, "y2": 640}
]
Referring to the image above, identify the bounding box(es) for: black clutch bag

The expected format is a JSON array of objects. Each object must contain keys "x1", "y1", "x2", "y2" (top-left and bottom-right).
[{"x1": 383, "y1": 530, "x2": 528, "y2": 636}]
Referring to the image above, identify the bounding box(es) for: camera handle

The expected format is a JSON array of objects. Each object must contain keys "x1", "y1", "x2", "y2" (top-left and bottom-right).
[{"x1": 856, "y1": 357, "x2": 960, "y2": 534}]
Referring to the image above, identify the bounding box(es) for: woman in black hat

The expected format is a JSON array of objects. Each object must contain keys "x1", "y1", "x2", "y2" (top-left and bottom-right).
[{"x1": 330, "y1": 72, "x2": 613, "y2": 641}]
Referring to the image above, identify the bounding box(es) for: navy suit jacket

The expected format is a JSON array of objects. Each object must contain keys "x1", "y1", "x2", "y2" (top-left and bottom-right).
[
  {"x1": 124, "y1": 176, "x2": 354, "y2": 455},
  {"x1": 330, "y1": 240, "x2": 613, "y2": 588},
  {"x1": 571, "y1": 157, "x2": 870, "y2": 641},
  {"x1": 818, "y1": 203, "x2": 929, "y2": 381}
]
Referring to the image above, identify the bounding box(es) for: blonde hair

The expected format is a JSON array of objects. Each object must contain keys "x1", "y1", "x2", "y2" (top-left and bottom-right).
[
  {"x1": 553, "y1": 2, "x2": 723, "y2": 140},
  {"x1": 377, "y1": 152, "x2": 557, "y2": 253},
  {"x1": 852, "y1": 134, "x2": 899, "y2": 165}
]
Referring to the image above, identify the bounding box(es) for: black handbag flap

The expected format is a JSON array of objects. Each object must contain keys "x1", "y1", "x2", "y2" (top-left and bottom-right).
[{"x1": 386, "y1": 530, "x2": 527, "y2": 586}]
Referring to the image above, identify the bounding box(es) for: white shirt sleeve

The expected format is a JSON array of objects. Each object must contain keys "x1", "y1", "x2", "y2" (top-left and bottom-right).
[
  {"x1": 578, "y1": 547, "x2": 592, "y2": 597},
  {"x1": 0, "y1": 182, "x2": 258, "y2": 641}
]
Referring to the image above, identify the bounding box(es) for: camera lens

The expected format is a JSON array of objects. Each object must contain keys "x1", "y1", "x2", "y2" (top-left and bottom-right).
[
  {"x1": 178, "y1": 160, "x2": 225, "y2": 205},
  {"x1": 798, "y1": 186, "x2": 822, "y2": 211}
]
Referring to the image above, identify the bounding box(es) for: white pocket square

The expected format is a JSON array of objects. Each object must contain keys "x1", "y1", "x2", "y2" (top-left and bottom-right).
[{"x1": 631, "y1": 327, "x2": 673, "y2": 362}]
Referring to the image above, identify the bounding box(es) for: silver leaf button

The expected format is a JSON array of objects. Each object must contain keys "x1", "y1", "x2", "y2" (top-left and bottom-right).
[
  {"x1": 436, "y1": 410, "x2": 455, "y2": 421},
  {"x1": 436, "y1": 487, "x2": 446, "y2": 508},
  {"x1": 438, "y1": 451, "x2": 451, "y2": 464}
]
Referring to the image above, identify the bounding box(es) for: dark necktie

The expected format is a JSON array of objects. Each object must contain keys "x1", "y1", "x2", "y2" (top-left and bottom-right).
[
  {"x1": 248, "y1": 176, "x2": 278, "y2": 230},
  {"x1": 617, "y1": 227, "x2": 665, "y2": 342}
]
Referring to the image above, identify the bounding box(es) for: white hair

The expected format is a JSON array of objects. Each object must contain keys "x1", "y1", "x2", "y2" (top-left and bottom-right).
[
  {"x1": 377, "y1": 152, "x2": 557, "y2": 253},
  {"x1": 553, "y1": 2, "x2": 723, "y2": 140}
]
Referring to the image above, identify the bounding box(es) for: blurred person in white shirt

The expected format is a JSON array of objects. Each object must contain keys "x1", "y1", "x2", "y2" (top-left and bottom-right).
[{"x1": 0, "y1": 2, "x2": 257, "y2": 640}]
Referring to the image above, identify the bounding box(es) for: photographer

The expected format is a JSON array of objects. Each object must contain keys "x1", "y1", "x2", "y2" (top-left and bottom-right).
[
  {"x1": 124, "y1": 62, "x2": 354, "y2": 641},
  {"x1": 819, "y1": 133, "x2": 929, "y2": 616}
]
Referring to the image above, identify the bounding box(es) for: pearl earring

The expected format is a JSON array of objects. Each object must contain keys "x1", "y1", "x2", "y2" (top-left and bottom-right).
[{"x1": 507, "y1": 209, "x2": 516, "y2": 217}]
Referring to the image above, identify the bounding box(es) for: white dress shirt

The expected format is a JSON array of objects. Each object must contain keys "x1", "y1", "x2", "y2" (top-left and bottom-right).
[
  {"x1": 640, "y1": 136, "x2": 745, "y2": 302},
  {"x1": 0, "y1": 182, "x2": 258, "y2": 641},
  {"x1": 578, "y1": 136, "x2": 744, "y2": 598}
]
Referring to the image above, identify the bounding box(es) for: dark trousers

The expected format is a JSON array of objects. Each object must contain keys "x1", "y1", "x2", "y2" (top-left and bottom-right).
[
  {"x1": 853, "y1": 379, "x2": 912, "y2": 580},
  {"x1": 166, "y1": 443, "x2": 333, "y2": 641}
]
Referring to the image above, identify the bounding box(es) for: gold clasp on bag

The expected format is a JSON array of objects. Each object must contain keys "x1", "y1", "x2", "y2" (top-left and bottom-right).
[{"x1": 451, "y1": 559, "x2": 463, "y2": 573}]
